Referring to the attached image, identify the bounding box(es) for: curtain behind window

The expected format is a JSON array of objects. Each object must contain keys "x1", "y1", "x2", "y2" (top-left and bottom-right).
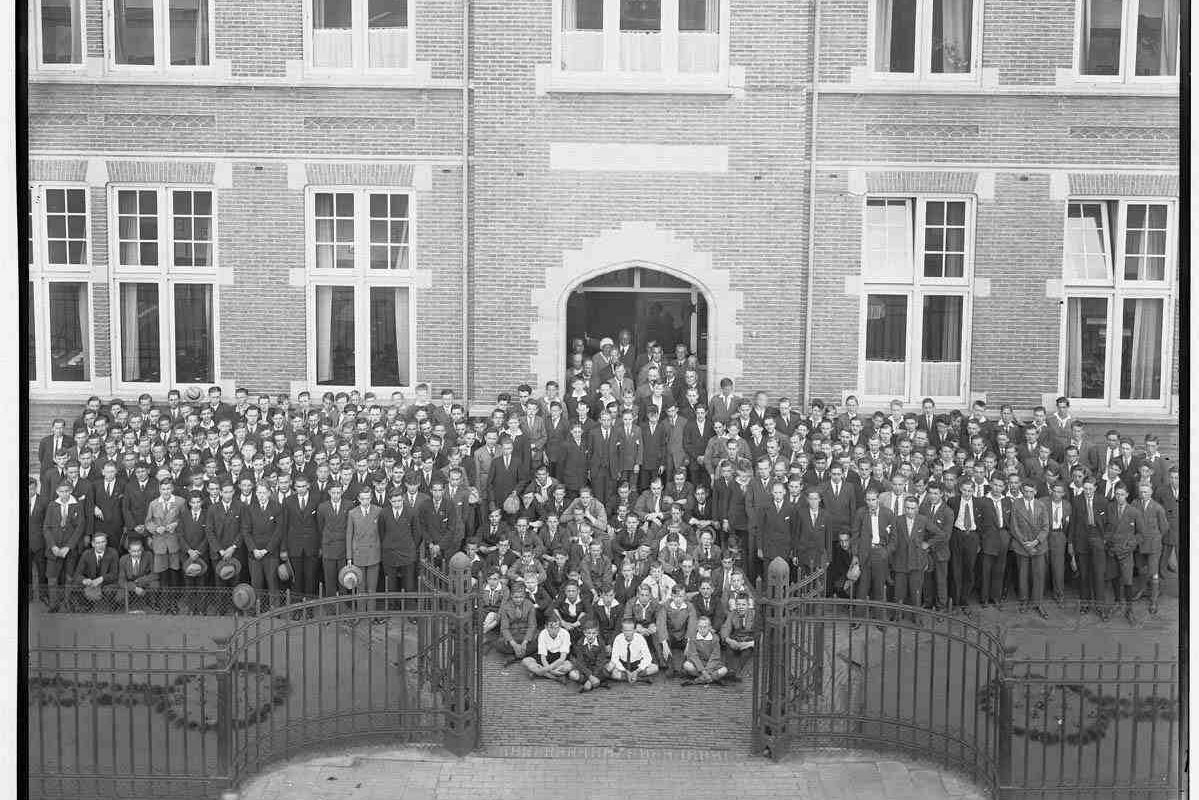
[
  {"x1": 41, "y1": 0, "x2": 82, "y2": 64},
  {"x1": 1079, "y1": 0, "x2": 1123, "y2": 75},
  {"x1": 875, "y1": 0, "x2": 917, "y2": 72},
  {"x1": 169, "y1": 0, "x2": 210, "y2": 65},
  {"x1": 1135, "y1": 0, "x2": 1178, "y2": 76},
  {"x1": 1121, "y1": 298, "x2": 1162, "y2": 399},
  {"x1": 114, "y1": 0, "x2": 156, "y2": 65},
  {"x1": 931, "y1": 0, "x2": 971, "y2": 73}
]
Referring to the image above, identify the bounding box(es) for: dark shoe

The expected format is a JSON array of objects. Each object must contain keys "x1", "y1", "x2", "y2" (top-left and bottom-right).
[{"x1": 1035, "y1": 606, "x2": 1049, "y2": 620}]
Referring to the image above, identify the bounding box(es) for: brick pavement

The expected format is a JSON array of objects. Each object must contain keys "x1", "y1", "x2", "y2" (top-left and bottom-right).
[{"x1": 235, "y1": 746, "x2": 989, "y2": 800}]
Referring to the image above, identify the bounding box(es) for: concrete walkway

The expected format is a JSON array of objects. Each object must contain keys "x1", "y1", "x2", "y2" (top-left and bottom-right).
[{"x1": 235, "y1": 745, "x2": 988, "y2": 800}]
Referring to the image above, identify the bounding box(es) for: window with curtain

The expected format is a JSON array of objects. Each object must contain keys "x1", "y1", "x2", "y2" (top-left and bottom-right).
[
  {"x1": 40, "y1": 0, "x2": 82, "y2": 64},
  {"x1": 168, "y1": 0, "x2": 210, "y2": 65},
  {"x1": 1065, "y1": 297, "x2": 1108, "y2": 399},
  {"x1": 44, "y1": 188, "x2": 88, "y2": 266},
  {"x1": 1064, "y1": 202, "x2": 1112, "y2": 281},
  {"x1": 920, "y1": 294, "x2": 962, "y2": 396},
  {"x1": 114, "y1": 0, "x2": 156, "y2": 65},
  {"x1": 313, "y1": 0, "x2": 354, "y2": 68},
  {"x1": 1079, "y1": 0, "x2": 1123, "y2": 75},
  {"x1": 368, "y1": 0, "x2": 408, "y2": 68},
  {"x1": 678, "y1": 0, "x2": 719, "y2": 72},
  {"x1": 117, "y1": 189, "x2": 159, "y2": 267},
  {"x1": 1062, "y1": 198, "x2": 1173, "y2": 406},
  {"x1": 172, "y1": 190, "x2": 213, "y2": 268},
  {"x1": 120, "y1": 282, "x2": 161, "y2": 383},
  {"x1": 312, "y1": 0, "x2": 411, "y2": 71},
  {"x1": 874, "y1": 0, "x2": 972, "y2": 75},
  {"x1": 173, "y1": 283, "x2": 214, "y2": 383},
  {"x1": 48, "y1": 282, "x2": 90, "y2": 382},
  {"x1": 621, "y1": 0, "x2": 661, "y2": 30},
  {"x1": 368, "y1": 193, "x2": 410, "y2": 270},
  {"x1": 864, "y1": 294, "x2": 908, "y2": 396},
  {"x1": 369, "y1": 286, "x2": 411, "y2": 386},
  {"x1": 1134, "y1": 0, "x2": 1178, "y2": 76},
  {"x1": 316, "y1": 286, "x2": 356, "y2": 385}
]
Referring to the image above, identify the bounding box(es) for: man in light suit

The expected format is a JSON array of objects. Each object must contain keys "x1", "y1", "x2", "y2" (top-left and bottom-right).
[
  {"x1": 145, "y1": 479, "x2": 186, "y2": 587},
  {"x1": 346, "y1": 488, "x2": 382, "y2": 609},
  {"x1": 1009, "y1": 481, "x2": 1050, "y2": 617}
]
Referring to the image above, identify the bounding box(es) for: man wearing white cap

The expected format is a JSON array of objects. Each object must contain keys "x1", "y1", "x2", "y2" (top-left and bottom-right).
[{"x1": 590, "y1": 338, "x2": 617, "y2": 391}]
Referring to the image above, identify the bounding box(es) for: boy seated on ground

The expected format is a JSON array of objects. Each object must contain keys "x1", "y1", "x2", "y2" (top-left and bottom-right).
[
  {"x1": 682, "y1": 616, "x2": 729, "y2": 685},
  {"x1": 624, "y1": 583, "x2": 662, "y2": 657},
  {"x1": 568, "y1": 617, "x2": 609, "y2": 693},
  {"x1": 480, "y1": 569, "x2": 508, "y2": 638},
  {"x1": 658, "y1": 584, "x2": 698, "y2": 676},
  {"x1": 589, "y1": 582, "x2": 623, "y2": 644},
  {"x1": 720, "y1": 593, "x2": 759, "y2": 680},
  {"x1": 522, "y1": 575, "x2": 554, "y2": 626},
  {"x1": 523, "y1": 614, "x2": 574, "y2": 683},
  {"x1": 554, "y1": 581, "x2": 591, "y2": 640},
  {"x1": 497, "y1": 581, "x2": 537, "y2": 660},
  {"x1": 608, "y1": 618, "x2": 659, "y2": 684}
]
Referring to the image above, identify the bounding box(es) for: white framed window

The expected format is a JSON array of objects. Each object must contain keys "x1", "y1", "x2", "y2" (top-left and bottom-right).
[
  {"x1": 1061, "y1": 198, "x2": 1174, "y2": 409},
  {"x1": 308, "y1": 284, "x2": 414, "y2": 391},
  {"x1": 109, "y1": 185, "x2": 219, "y2": 392},
  {"x1": 859, "y1": 194, "x2": 974, "y2": 403},
  {"x1": 31, "y1": 0, "x2": 85, "y2": 68},
  {"x1": 305, "y1": 187, "x2": 416, "y2": 392},
  {"x1": 307, "y1": 0, "x2": 412, "y2": 73},
  {"x1": 28, "y1": 184, "x2": 94, "y2": 389},
  {"x1": 1075, "y1": 0, "x2": 1178, "y2": 80},
  {"x1": 871, "y1": 0, "x2": 978, "y2": 79},
  {"x1": 307, "y1": 188, "x2": 412, "y2": 274},
  {"x1": 554, "y1": 0, "x2": 729, "y2": 86},
  {"x1": 108, "y1": 0, "x2": 212, "y2": 70}
]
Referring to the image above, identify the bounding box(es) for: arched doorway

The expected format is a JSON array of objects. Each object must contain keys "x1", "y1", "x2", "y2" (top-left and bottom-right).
[{"x1": 565, "y1": 266, "x2": 709, "y2": 375}]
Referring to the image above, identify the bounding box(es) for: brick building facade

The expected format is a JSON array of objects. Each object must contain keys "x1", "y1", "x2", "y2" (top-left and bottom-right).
[{"x1": 25, "y1": 0, "x2": 1179, "y2": 423}]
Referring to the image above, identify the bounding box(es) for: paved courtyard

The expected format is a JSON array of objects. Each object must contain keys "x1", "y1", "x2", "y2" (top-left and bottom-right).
[{"x1": 235, "y1": 745, "x2": 988, "y2": 800}]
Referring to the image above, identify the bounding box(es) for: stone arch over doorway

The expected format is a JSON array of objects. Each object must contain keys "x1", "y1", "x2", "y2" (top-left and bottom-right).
[{"x1": 531, "y1": 221, "x2": 744, "y2": 391}]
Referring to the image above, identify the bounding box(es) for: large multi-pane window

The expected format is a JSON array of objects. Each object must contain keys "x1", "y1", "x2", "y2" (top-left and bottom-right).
[
  {"x1": 110, "y1": 0, "x2": 211, "y2": 68},
  {"x1": 1062, "y1": 199, "x2": 1174, "y2": 407},
  {"x1": 28, "y1": 185, "x2": 93, "y2": 387},
  {"x1": 559, "y1": 0, "x2": 724, "y2": 77},
  {"x1": 307, "y1": 188, "x2": 415, "y2": 390},
  {"x1": 309, "y1": 0, "x2": 411, "y2": 71},
  {"x1": 33, "y1": 0, "x2": 84, "y2": 66},
  {"x1": 860, "y1": 195, "x2": 973, "y2": 402},
  {"x1": 1077, "y1": 0, "x2": 1178, "y2": 79},
  {"x1": 110, "y1": 186, "x2": 218, "y2": 389},
  {"x1": 873, "y1": 0, "x2": 976, "y2": 77}
]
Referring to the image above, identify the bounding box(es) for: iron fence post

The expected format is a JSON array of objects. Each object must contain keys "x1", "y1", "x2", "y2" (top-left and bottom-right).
[
  {"x1": 996, "y1": 662, "x2": 1013, "y2": 799},
  {"x1": 213, "y1": 637, "x2": 234, "y2": 790},
  {"x1": 754, "y1": 557, "x2": 791, "y2": 759},
  {"x1": 443, "y1": 553, "x2": 477, "y2": 756}
]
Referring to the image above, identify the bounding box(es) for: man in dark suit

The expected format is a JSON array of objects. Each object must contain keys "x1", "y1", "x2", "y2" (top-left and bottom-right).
[
  {"x1": 118, "y1": 536, "x2": 158, "y2": 609},
  {"x1": 613, "y1": 408, "x2": 643, "y2": 491},
  {"x1": 206, "y1": 482, "x2": 245, "y2": 588},
  {"x1": 1105, "y1": 485, "x2": 1143, "y2": 622},
  {"x1": 640, "y1": 408, "x2": 670, "y2": 492},
  {"x1": 73, "y1": 532, "x2": 120, "y2": 611},
  {"x1": 1154, "y1": 466, "x2": 1180, "y2": 577},
  {"x1": 754, "y1": 484, "x2": 799, "y2": 572},
  {"x1": 242, "y1": 484, "x2": 283, "y2": 608},
  {"x1": 316, "y1": 483, "x2": 350, "y2": 597},
  {"x1": 42, "y1": 482, "x2": 85, "y2": 611},
  {"x1": 556, "y1": 423, "x2": 590, "y2": 496},
  {"x1": 795, "y1": 487, "x2": 830, "y2": 574},
  {"x1": 38, "y1": 419, "x2": 72, "y2": 472},
  {"x1": 88, "y1": 461, "x2": 125, "y2": 544},
  {"x1": 27, "y1": 477, "x2": 49, "y2": 603},
  {"x1": 1070, "y1": 478, "x2": 1110, "y2": 614},
  {"x1": 423, "y1": 481, "x2": 465, "y2": 566},
  {"x1": 820, "y1": 464, "x2": 858, "y2": 545},
  {"x1": 919, "y1": 483, "x2": 954, "y2": 611},
  {"x1": 891, "y1": 497, "x2": 930, "y2": 613},
  {"x1": 586, "y1": 414, "x2": 621, "y2": 505},
  {"x1": 681, "y1": 406, "x2": 716, "y2": 488},
  {"x1": 1009, "y1": 482, "x2": 1050, "y2": 617},
  {"x1": 487, "y1": 438, "x2": 530, "y2": 512},
  {"x1": 380, "y1": 491, "x2": 421, "y2": 593},
  {"x1": 121, "y1": 463, "x2": 157, "y2": 550},
  {"x1": 851, "y1": 491, "x2": 897, "y2": 611},
  {"x1": 978, "y1": 479, "x2": 1013, "y2": 606},
  {"x1": 282, "y1": 475, "x2": 322, "y2": 597}
]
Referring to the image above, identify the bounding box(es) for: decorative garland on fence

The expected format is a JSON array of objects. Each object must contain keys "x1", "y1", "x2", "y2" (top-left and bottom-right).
[
  {"x1": 977, "y1": 675, "x2": 1178, "y2": 746},
  {"x1": 28, "y1": 660, "x2": 290, "y2": 733}
]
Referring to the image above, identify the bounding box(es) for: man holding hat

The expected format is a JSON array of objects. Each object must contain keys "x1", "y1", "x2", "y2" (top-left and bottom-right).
[
  {"x1": 73, "y1": 532, "x2": 119, "y2": 611},
  {"x1": 178, "y1": 491, "x2": 210, "y2": 593},
  {"x1": 207, "y1": 482, "x2": 245, "y2": 590},
  {"x1": 346, "y1": 488, "x2": 382, "y2": 607},
  {"x1": 242, "y1": 484, "x2": 283, "y2": 610}
]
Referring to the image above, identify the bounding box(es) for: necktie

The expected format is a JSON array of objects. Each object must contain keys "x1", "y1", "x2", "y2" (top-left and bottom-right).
[{"x1": 132, "y1": 557, "x2": 139, "y2": 572}]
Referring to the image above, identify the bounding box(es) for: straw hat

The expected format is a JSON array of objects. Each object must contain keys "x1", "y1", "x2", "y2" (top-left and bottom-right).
[
  {"x1": 183, "y1": 555, "x2": 208, "y2": 578},
  {"x1": 231, "y1": 583, "x2": 257, "y2": 612},
  {"x1": 216, "y1": 556, "x2": 241, "y2": 581},
  {"x1": 338, "y1": 563, "x2": 365, "y2": 591}
]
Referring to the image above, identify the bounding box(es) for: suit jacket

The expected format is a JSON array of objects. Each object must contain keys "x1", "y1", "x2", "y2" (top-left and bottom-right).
[
  {"x1": 586, "y1": 427, "x2": 620, "y2": 479},
  {"x1": 850, "y1": 507, "x2": 898, "y2": 566},
  {"x1": 121, "y1": 480, "x2": 157, "y2": 536},
  {"x1": 242, "y1": 500, "x2": 284, "y2": 554},
  {"x1": 314, "y1": 500, "x2": 349, "y2": 560},
  {"x1": 1009, "y1": 497, "x2": 1050, "y2": 557},
  {"x1": 820, "y1": 481, "x2": 858, "y2": 532},
  {"x1": 38, "y1": 434, "x2": 72, "y2": 471},
  {"x1": 42, "y1": 497, "x2": 85, "y2": 554},
  {"x1": 1104, "y1": 503, "x2": 1143, "y2": 557},
  {"x1": 613, "y1": 424, "x2": 643, "y2": 472},
  {"x1": 27, "y1": 492, "x2": 49, "y2": 553},
  {"x1": 1154, "y1": 485, "x2": 1180, "y2": 547},
  {"x1": 744, "y1": 478, "x2": 774, "y2": 533},
  {"x1": 379, "y1": 501, "x2": 421, "y2": 567},
  {"x1": 542, "y1": 415, "x2": 572, "y2": 466},
  {"x1": 707, "y1": 394, "x2": 740, "y2": 424},
  {"x1": 473, "y1": 446, "x2": 499, "y2": 493},
  {"x1": 282, "y1": 492, "x2": 321, "y2": 556},
  {"x1": 145, "y1": 494, "x2": 186, "y2": 546},
  {"x1": 118, "y1": 552, "x2": 158, "y2": 588},
  {"x1": 755, "y1": 500, "x2": 799, "y2": 561},
  {"x1": 74, "y1": 546, "x2": 120, "y2": 584},
  {"x1": 795, "y1": 506, "x2": 831, "y2": 566},
  {"x1": 178, "y1": 509, "x2": 210, "y2": 555},
  {"x1": 977, "y1": 495, "x2": 1013, "y2": 557},
  {"x1": 487, "y1": 455, "x2": 529, "y2": 505},
  {"x1": 87, "y1": 478, "x2": 126, "y2": 538},
  {"x1": 423, "y1": 497, "x2": 464, "y2": 554},
  {"x1": 640, "y1": 421, "x2": 670, "y2": 474},
  {"x1": 346, "y1": 504, "x2": 382, "y2": 566},
  {"x1": 891, "y1": 514, "x2": 930, "y2": 573},
  {"x1": 918, "y1": 499, "x2": 954, "y2": 562},
  {"x1": 1134, "y1": 498, "x2": 1169, "y2": 551}
]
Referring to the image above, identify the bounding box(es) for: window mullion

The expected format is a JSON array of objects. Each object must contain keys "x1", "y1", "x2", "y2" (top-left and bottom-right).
[
  {"x1": 1121, "y1": 0, "x2": 1137, "y2": 79},
  {"x1": 908, "y1": 290, "x2": 921, "y2": 400},
  {"x1": 663, "y1": 0, "x2": 680, "y2": 78},
  {"x1": 356, "y1": 189, "x2": 369, "y2": 277},
  {"x1": 355, "y1": 0, "x2": 367, "y2": 72},
  {"x1": 603, "y1": 0, "x2": 620, "y2": 73},
  {"x1": 917, "y1": 0, "x2": 931, "y2": 79},
  {"x1": 155, "y1": 0, "x2": 167, "y2": 69},
  {"x1": 913, "y1": 198, "x2": 927, "y2": 284}
]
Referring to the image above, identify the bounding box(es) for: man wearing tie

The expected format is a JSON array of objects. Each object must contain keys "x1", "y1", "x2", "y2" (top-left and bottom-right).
[
  {"x1": 317, "y1": 484, "x2": 350, "y2": 598},
  {"x1": 891, "y1": 497, "x2": 930, "y2": 615},
  {"x1": 43, "y1": 482, "x2": 85, "y2": 612},
  {"x1": 1104, "y1": 485, "x2": 1143, "y2": 623},
  {"x1": 346, "y1": 489, "x2": 383, "y2": 610},
  {"x1": 118, "y1": 537, "x2": 158, "y2": 609},
  {"x1": 796, "y1": 487, "x2": 829, "y2": 576},
  {"x1": 919, "y1": 483, "x2": 954, "y2": 612},
  {"x1": 89, "y1": 461, "x2": 125, "y2": 544},
  {"x1": 486, "y1": 438, "x2": 529, "y2": 514},
  {"x1": 1133, "y1": 482, "x2": 1169, "y2": 614},
  {"x1": 28, "y1": 477, "x2": 49, "y2": 604},
  {"x1": 242, "y1": 484, "x2": 283, "y2": 610},
  {"x1": 282, "y1": 475, "x2": 322, "y2": 597},
  {"x1": 1009, "y1": 481, "x2": 1050, "y2": 618},
  {"x1": 72, "y1": 532, "x2": 119, "y2": 611},
  {"x1": 1040, "y1": 482, "x2": 1071, "y2": 605},
  {"x1": 978, "y1": 479, "x2": 1012, "y2": 607},
  {"x1": 1069, "y1": 478, "x2": 1109, "y2": 616},
  {"x1": 851, "y1": 490, "x2": 897, "y2": 612},
  {"x1": 755, "y1": 484, "x2": 799, "y2": 576},
  {"x1": 38, "y1": 419, "x2": 71, "y2": 472},
  {"x1": 586, "y1": 412, "x2": 620, "y2": 505}
]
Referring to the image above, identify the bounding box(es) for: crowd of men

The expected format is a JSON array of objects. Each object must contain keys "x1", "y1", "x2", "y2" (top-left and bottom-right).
[{"x1": 27, "y1": 332, "x2": 1182, "y2": 684}]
